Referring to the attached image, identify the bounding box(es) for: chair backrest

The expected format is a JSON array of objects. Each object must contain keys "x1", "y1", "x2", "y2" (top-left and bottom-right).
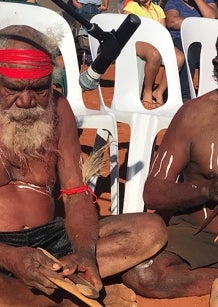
[
  {"x1": 89, "y1": 13, "x2": 182, "y2": 116},
  {"x1": 0, "y1": 2, "x2": 87, "y2": 111},
  {"x1": 181, "y1": 17, "x2": 218, "y2": 99}
]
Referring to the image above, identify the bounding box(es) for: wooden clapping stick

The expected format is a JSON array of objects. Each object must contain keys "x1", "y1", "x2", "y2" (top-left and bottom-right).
[
  {"x1": 38, "y1": 248, "x2": 102, "y2": 307},
  {"x1": 47, "y1": 277, "x2": 102, "y2": 307}
]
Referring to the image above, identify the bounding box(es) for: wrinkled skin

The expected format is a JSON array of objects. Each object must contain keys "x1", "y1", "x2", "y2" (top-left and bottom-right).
[{"x1": 0, "y1": 25, "x2": 167, "y2": 306}]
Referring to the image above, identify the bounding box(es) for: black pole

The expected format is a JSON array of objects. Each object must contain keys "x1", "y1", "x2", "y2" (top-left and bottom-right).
[
  {"x1": 50, "y1": 0, "x2": 141, "y2": 44},
  {"x1": 50, "y1": 0, "x2": 105, "y2": 40}
]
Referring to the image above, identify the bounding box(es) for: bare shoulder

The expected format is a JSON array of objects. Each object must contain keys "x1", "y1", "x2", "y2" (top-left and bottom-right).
[
  {"x1": 52, "y1": 90, "x2": 72, "y2": 112},
  {"x1": 162, "y1": 90, "x2": 217, "y2": 144},
  {"x1": 173, "y1": 90, "x2": 217, "y2": 124},
  {"x1": 189, "y1": 90, "x2": 217, "y2": 120},
  {"x1": 52, "y1": 90, "x2": 76, "y2": 121},
  {"x1": 52, "y1": 90, "x2": 78, "y2": 136}
]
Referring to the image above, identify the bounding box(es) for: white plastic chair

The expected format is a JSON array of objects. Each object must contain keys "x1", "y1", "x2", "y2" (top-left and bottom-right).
[
  {"x1": 0, "y1": 2, "x2": 120, "y2": 214},
  {"x1": 89, "y1": 13, "x2": 183, "y2": 213},
  {"x1": 181, "y1": 17, "x2": 218, "y2": 99}
]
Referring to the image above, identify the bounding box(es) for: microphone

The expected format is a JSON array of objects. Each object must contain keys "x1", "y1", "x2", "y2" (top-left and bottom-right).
[{"x1": 79, "y1": 14, "x2": 141, "y2": 91}]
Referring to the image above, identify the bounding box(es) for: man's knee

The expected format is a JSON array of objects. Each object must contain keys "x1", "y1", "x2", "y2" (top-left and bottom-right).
[
  {"x1": 121, "y1": 260, "x2": 160, "y2": 297},
  {"x1": 137, "y1": 213, "x2": 168, "y2": 249},
  {"x1": 151, "y1": 49, "x2": 162, "y2": 64}
]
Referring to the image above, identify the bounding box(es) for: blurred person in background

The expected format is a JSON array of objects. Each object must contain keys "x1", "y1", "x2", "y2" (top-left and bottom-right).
[
  {"x1": 123, "y1": 0, "x2": 184, "y2": 108},
  {"x1": 164, "y1": 0, "x2": 218, "y2": 102}
]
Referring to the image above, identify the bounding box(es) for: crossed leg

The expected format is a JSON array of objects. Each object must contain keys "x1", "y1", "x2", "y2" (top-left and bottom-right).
[
  {"x1": 0, "y1": 212, "x2": 167, "y2": 306},
  {"x1": 122, "y1": 250, "x2": 218, "y2": 298}
]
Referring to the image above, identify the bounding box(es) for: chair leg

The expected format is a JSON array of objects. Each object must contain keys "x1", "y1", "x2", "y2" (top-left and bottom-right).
[{"x1": 123, "y1": 115, "x2": 161, "y2": 213}]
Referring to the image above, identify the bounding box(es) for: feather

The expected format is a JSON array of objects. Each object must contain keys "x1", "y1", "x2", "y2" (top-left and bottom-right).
[{"x1": 80, "y1": 144, "x2": 109, "y2": 185}]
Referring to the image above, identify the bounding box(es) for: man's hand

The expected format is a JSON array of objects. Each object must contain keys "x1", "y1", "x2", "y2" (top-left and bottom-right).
[
  {"x1": 59, "y1": 251, "x2": 103, "y2": 293},
  {"x1": 7, "y1": 246, "x2": 63, "y2": 295}
]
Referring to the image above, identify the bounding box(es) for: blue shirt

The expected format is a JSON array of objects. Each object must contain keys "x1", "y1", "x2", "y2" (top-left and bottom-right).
[{"x1": 164, "y1": 0, "x2": 216, "y2": 39}]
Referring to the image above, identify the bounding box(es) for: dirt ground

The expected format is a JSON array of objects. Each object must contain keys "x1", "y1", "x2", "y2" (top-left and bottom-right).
[{"x1": 79, "y1": 65, "x2": 211, "y2": 307}]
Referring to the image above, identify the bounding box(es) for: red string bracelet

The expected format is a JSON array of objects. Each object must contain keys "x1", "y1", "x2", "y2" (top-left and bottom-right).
[{"x1": 59, "y1": 184, "x2": 97, "y2": 203}]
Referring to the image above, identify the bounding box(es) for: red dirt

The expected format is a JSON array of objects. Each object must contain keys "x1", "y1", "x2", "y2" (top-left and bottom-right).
[{"x1": 79, "y1": 64, "x2": 210, "y2": 307}]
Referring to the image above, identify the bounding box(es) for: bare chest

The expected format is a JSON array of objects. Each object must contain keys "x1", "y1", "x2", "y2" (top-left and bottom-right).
[
  {"x1": 191, "y1": 132, "x2": 218, "y2": 177},
  {"x1": 0, "y1": 149, "x2": 57, "y2": 190}
]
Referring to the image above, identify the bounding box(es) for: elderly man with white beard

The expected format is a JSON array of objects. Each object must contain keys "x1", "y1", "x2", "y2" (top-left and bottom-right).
[{"x1": 0, "y1": 25, "x2": 167, "y2": 306}]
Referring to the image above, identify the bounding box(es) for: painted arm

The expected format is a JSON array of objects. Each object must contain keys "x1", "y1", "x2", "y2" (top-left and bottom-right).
[{"x1": 143, "y1": 102, "x2": 210, "y2": 211}]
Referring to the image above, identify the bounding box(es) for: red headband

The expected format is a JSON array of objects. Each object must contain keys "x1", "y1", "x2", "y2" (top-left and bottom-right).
[{"x1": 0, "y1": 49, "x2": 54, "y2": 79}]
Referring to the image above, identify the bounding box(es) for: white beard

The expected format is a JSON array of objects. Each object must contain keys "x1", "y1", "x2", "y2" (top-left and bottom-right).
[{"x1": 0, "y1": 96, "x2": 56, "y2": 164}]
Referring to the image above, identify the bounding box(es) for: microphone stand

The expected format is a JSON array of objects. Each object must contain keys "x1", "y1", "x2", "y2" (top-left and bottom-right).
[
  {"x1": 50, "y1": 0, "x2": 141, "y2": 57},
  {"x1": 51, "y1": 0, "x2": 141, "y2": 90},
  {"x1": 51, "y1": 0, "x2": 106, "y2": 41}
]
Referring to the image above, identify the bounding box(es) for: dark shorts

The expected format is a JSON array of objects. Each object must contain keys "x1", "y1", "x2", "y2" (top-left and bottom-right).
[
  {"x1": 0, "y1": 218, "x2": 73, "y2": 259},
  {"x1": 166, "y1": 214, "x2": 218, "y2": 269}
]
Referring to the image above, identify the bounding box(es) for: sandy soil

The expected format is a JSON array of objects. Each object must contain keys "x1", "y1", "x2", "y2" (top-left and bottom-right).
[{"x1": 79, "y1": 65, "x2": 211, "y2": 307}]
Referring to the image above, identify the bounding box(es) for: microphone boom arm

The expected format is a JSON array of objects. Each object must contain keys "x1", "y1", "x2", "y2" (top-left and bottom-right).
[
  {"x1": 50, "y1": 0, "x2": 141, "y2": 49},
  {"x1": 50, "y1": 0, "x2": 141, "y2": 90},
  {"x1": 51, "y1": 0, "x2": 106, "y2": 40}
]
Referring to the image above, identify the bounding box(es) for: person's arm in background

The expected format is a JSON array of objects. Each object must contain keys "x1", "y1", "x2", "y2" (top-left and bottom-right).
[
  {"x1": 194, "y1": 0, "x2": 218, "y2": 18},
  {"x1": 166, "y1": 0, "x2": 218, "y2": 30},
  {"x1": 164, "y1": 0, "x2": 185, "y2": 30},
  {"x1": 99, "y1": 0, "x2": 109, "y2": 11},
  {"x1": 72, "y1": 0, "x2": 83, "y2": 9}
]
